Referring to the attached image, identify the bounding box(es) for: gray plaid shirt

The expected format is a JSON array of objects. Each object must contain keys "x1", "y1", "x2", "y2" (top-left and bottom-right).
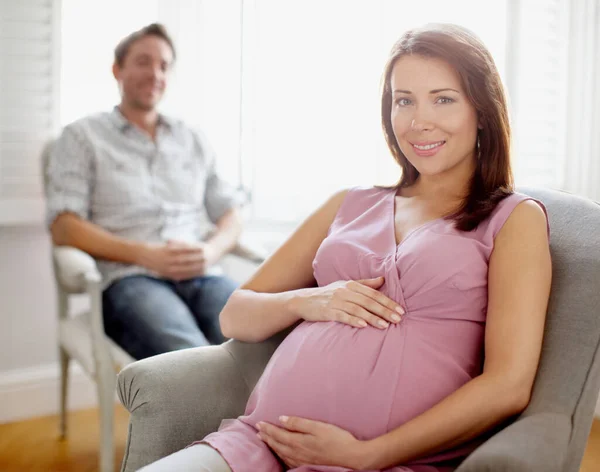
[{"x1": 46, "y1": 107, "x2": 239, "y2": 288}]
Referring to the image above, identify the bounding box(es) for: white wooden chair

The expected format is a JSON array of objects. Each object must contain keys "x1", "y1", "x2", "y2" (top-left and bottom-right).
[{"x1": 42, "y1": 141, "x2": 266, "y2": 472}]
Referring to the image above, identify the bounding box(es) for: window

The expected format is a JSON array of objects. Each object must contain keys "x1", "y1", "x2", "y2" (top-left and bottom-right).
[
  {"x1": 59, "y1": 0, "x2": 242, "y2": 185},
  {"x1": 240, "y1": 0, "x2": 509, "y2": 225},
  {"x1": 59, "y1": 0, "x2": 158, "y2": 126},
  {"x1": 56, "y1": 0, "x2": 570, "y2": 234},
  {"x1": 506, "y1": 0, "x2": 569, "y2": 189}
]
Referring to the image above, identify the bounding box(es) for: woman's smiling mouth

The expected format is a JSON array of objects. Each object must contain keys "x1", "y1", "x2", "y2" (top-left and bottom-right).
[{"x1": 411, "y1": 140, "x2": 446, "y2": 157}]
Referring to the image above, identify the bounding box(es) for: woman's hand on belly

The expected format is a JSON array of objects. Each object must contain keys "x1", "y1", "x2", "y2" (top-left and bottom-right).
[
  {"x1": 289, "y1": 277, "x2": 405, "y2": 330},
  {"x1": 256, "y1": 416, "x2": 370, "y2": 469}
]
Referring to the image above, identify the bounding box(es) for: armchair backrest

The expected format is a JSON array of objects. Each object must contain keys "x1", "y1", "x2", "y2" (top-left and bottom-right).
[
  {"x1": 517, "y1": 186, "x2": 600, "y2": 472},
  {"x1": 224, "y1": 326, "x2": 295, "y2": 397},
  {"x1": 40, "y1": 138, "x2": 56, "y2": 197}
]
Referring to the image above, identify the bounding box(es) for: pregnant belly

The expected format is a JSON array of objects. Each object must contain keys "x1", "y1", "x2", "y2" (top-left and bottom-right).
[
  {"x1": 239, "y1": 318, "x2": 484, "y2": 441},
  {"x1": 240, "y1": 320, "x2": 397, "y2": 439}
]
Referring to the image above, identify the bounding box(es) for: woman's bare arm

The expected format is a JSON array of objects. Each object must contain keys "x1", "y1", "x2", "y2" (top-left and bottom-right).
[{"x1": 219, "y1": 190, "x2": 349, "y2": 342}]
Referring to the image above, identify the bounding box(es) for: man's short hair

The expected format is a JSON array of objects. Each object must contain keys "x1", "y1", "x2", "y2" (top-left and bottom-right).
[{"x1": 114, "y1": 23, "x2": 176, "y2": 67}]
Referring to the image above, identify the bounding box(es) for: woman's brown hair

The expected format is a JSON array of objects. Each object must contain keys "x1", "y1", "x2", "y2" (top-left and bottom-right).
[{"x1": 381, "y1": 23, "x2": 514, "y2": 231}]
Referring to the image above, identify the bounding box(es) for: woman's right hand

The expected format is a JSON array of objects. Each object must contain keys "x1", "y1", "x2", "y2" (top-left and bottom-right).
[{"x1": 292, "y1": 277, "x2": 405, "y2": 329}]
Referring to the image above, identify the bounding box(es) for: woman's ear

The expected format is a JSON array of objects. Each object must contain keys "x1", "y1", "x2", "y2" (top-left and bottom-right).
[{"x1": 476, "y1": 113, "x2": 484, "y2": 130}]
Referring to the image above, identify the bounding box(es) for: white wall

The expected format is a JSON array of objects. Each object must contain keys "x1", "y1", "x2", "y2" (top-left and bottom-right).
[
  {"x1": 0, "y1": 224, "x2": 100, "y2": 423},
  {"x1": 0, "y1": 225, "x2": 58, "y2": 372}
]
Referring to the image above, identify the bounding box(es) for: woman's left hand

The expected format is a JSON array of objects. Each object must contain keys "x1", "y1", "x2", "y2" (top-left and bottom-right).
[{"x1": 256, "y1": 416, "x2": 369, "y2": 469}]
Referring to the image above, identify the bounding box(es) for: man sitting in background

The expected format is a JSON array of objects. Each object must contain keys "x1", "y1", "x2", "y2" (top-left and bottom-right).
[{"x1": 46, "y1": 23, "x2": 243, "y2": 360}]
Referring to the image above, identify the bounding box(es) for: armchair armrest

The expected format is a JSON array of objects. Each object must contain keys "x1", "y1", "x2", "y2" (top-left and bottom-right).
[
  {"x1": 456, "y1": 412, "x2": 571, "y2": 472},
  {"x1": 53, "y1": 246, "x2": 100, "y2": 293},
  {"x1": 221, "y1": 239, "x2": 269, "y2": 284},
  {"x1": 51, "y1": 241, "x2": 265, "y2": 294},
  {"x1": 117, "y1": 327, "x2": 290, "y2": 472},
  {"x1": 117, "y1": 344, "x2": 252, "y2": 472},
  {"x1": 230, "y1": 239, "x2": 269, "y2": 263}
]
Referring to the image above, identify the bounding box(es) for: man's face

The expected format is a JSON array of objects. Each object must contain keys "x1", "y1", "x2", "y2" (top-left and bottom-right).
[{"x1": 113, "y1": 35, "x2": 173, "y2": 111}]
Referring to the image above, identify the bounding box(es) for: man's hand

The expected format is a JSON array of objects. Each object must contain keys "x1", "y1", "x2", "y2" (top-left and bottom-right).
[{"x1": 135, "y1": 240, "x2": 219, "y2": 281}]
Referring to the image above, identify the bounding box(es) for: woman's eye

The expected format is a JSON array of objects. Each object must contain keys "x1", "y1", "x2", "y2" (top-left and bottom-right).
[
  {"x1": 396, "y1": 98, "x2": 411, "y2": 106},
  {"x1": 437, "y1": 97, "x2": 455, "y2": 104}
]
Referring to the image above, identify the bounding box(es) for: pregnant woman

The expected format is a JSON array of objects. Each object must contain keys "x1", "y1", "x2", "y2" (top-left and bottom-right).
[{"x1": 141, "y1": 23, "x2": 552, "y2": 472}]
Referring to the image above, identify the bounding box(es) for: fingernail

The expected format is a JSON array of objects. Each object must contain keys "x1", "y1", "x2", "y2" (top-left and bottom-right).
[
  {"x1": 256, "y1": 423, "x2": 262, "y2": 430},
  {"x1": 279, "y1": 416, "x2": 289, "y2": 423},
  {"x1": 396, "y1": 306, "x2": 405, "y2": 315},
  {"x1": 256, "y1": 432, "x2": 262, "y2": 440},
  {"x1": 391, "y1": 314, "x2": 401, "y2": 322},
  {"x1": 378, "y1": 320, "x2": 389, "y2": 328},
  {"x1": 359, "y1": 320, "x2": 367, "y2": 327}
]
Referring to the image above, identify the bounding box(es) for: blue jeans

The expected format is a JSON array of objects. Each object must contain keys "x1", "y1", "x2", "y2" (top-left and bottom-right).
[{"x1": 102, "y1": 275, "x2": 237, "y2": 360}]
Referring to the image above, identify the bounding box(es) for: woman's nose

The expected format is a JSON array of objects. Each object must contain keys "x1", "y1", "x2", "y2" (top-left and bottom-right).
[{"x1": 410, "y1": 108, "x2": 434, "y2": 131}]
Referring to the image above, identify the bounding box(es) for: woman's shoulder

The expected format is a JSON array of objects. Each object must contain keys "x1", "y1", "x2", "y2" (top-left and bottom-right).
[
  {"x1": 343, "y1": 185, "x2": 394, "y2": 203},
  {"x1": 483, "y1": 192, "x2": 549, "y2": 240},
  {"x1": 336, "y1": 185, "x2": 391, "y2": 211},
  {"x1": 323, "y1": 185, "x2": 392, "y2": 230}
]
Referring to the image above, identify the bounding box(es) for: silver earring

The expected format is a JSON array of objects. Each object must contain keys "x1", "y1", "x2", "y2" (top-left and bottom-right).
[{"x1": 477, "y1": 134, "x2": 481, "y2": 159}]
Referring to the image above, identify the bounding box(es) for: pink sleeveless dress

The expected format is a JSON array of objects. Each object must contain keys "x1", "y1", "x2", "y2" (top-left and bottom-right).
[{"x1": 199, "y1": 186, "x2": 548, "y2": 472}]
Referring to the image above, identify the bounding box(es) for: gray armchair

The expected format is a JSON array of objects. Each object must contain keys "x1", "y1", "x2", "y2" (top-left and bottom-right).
[{"x1": 117, "y1": 187, "x2": 600, "y2": 472}]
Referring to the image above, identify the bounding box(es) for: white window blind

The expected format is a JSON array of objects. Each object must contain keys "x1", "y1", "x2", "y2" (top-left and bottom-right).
[
  {"x1": 507, "y1": 0, "x2": 570, "y2": 188},
  {"x1": 0, "y1": 0, "x2": 60, "y2": 225}
]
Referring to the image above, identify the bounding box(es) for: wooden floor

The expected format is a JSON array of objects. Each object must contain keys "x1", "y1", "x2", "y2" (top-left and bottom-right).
[
  {"x1": 581, "y1": 419, "x2": 600, "y2": 472},
  {"x1": 0, "y1": 407, "x2": 599, "y2": 471},
  {"x1": 0, "y1": 406, "x2": 129, "y2": 472}
]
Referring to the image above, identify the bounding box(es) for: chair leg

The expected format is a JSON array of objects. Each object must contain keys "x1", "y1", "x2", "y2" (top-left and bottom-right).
[
  {"x1": 97, "y1": 369, "x2": 116, "y2": 472},
  {"x1": 59, "y1": 347, "x2": 70, "y2": 440}
]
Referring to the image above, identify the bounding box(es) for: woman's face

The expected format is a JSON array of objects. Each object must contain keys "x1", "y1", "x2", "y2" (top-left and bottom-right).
[{"x1": 390, "y1": 55, "x2": 480, "y2": 179}]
